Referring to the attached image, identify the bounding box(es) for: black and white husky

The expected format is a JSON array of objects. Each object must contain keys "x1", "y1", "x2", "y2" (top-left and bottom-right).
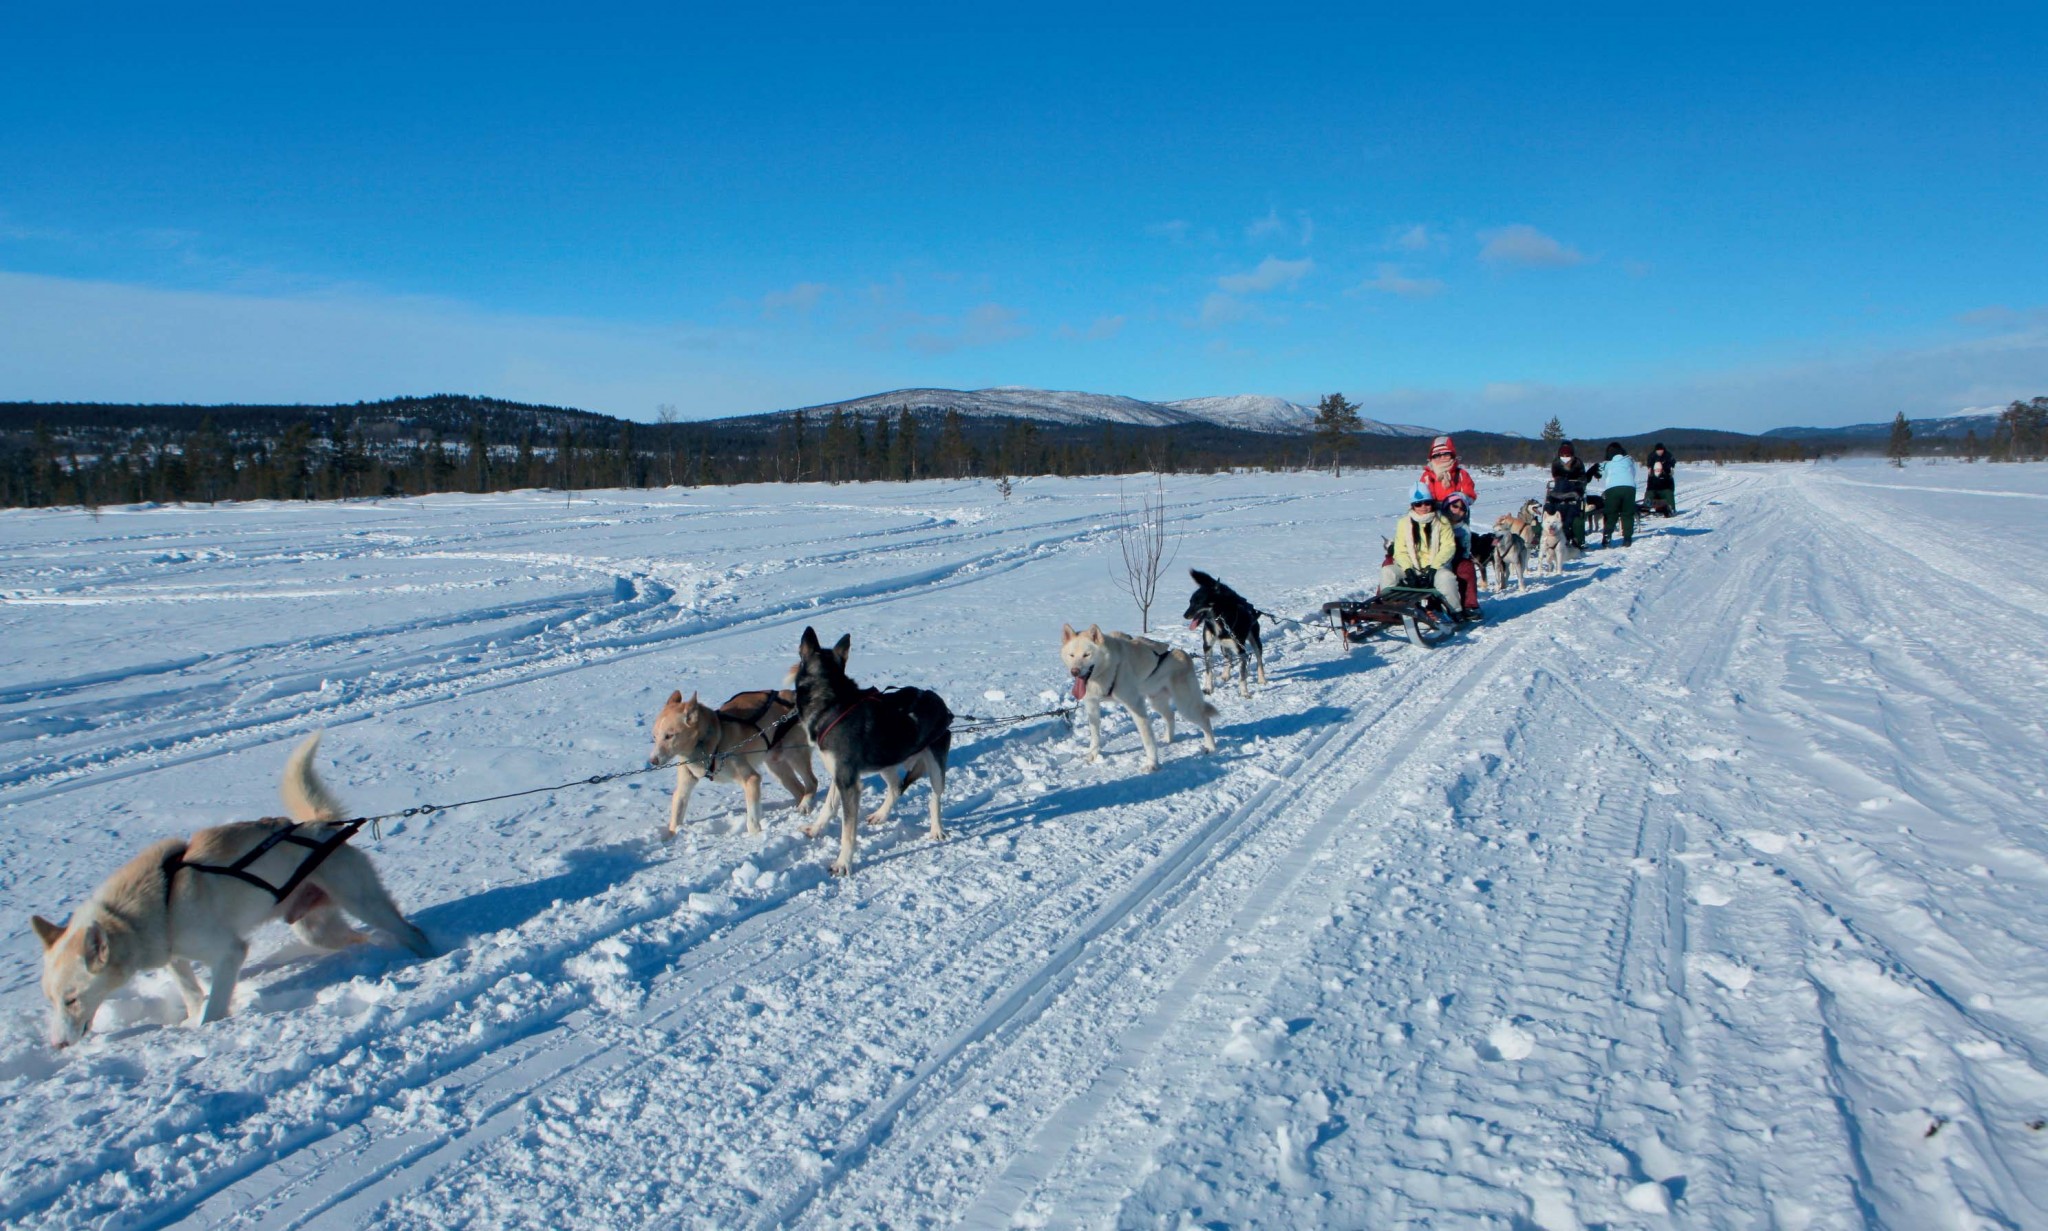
[
  {"x1": 1182, "y1": 569, "x2": 1267, "y2": 696},
  {"x1": 790, "y1": 627, "x2": 952, "y2": 876}
]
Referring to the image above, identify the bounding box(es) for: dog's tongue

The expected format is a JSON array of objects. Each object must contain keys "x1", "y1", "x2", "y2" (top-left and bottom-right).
[
  {"x1": 1071, "y1": 676, "x2": 1086, "y2": 700},
  {"x1": 1188, "y1": 619, "x2": 1201, "y2": 630}
]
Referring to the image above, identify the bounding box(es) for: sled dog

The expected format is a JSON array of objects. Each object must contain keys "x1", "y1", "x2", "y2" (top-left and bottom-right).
[
  {"x1": 1486, "y1": 523, "x2": 1529, "y2": 592},
  {"x1": 32, "y1": 734, "x2": 433, "y2": 1047},
  {"x1": 1469, "y1": 531, "x2": 1500, "y2": 592},
  {"x1": 648, "y1": 688, "x2": 820, "y2": 837},
  {"x1": 789, "y1": 627, "x2": 951, "y2": 877},
  {"x1": 1060, "y1": 623, "x2": 1218, "y2": 772},
  {"x1": 1183, "y1": 569, "x2": 1266, "y2": 696},
  {"x1": 1537, "y1": 508, "x2": 1578, "y2": 575}
]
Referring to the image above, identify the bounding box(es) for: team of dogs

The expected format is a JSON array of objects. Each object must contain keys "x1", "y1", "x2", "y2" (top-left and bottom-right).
[{"x1": 33, "y1": 508, "x2": 1572, "y2": 1045}]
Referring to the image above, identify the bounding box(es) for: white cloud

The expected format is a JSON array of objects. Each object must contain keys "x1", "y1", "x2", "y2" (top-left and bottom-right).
[
  {"x1": 1246, "y1": 209, "x2": 1314, "y2": 247},
  {"x1": 1246, "y1": 209, "x2": 1288, "y2": 242},
  {"x1": 1355, "y1": 264, "x2": 1445, "y2": 299},
  {"x1": 1058, "y1": 314, "x2": 1127, "y2": 342},
  {"x1": 899, "y1": 301, "x2": 1031, "y2": 354},
  {"x1": 1218, "y1": 256, "x2": 1313, "y2": 294},
  {"x1": 1478, "y1": 224, "x2": 1586, "y2": 269},
  {"x1": 760, "y1": 280, "x2": 830, "y2": 316},
  {"x1": 1198, "y1": 292, "x2": 1246, "y2": 327},
  {"x1": 1146, "y1": 219, "x2": 1193, "y2": 243},
  {"x1": 1391, "y1": 224, "x2": 1438, "y2": 252}
]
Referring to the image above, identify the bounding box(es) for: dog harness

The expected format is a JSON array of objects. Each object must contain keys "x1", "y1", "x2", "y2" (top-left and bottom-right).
[
  {"x1": 161, "y1": 817, "x2": 371, "y2": 906},
  {"x1": 689, "y1": 691, "x2": 801, "y2": 778}
]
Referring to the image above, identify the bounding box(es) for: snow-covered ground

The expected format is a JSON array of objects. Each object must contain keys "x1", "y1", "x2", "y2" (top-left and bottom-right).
[{"x1": 3, "y1": 461, "x2": 2046, "y2": 1229}]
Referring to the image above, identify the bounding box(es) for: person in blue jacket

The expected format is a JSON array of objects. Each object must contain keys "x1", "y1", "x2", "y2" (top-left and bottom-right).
[{"x1": 1600, "y1": 442, "x2": 1639, "y2": 547}]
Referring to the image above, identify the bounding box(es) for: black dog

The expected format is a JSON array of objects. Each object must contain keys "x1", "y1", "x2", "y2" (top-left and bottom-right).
[
  {"x1": 1183, "y1": 569, "x2": 1267, "y2": 697},
  {"x1": 1468, "y1": 530, "x2": 1499, "y2": 591},
  {"x1": 790, "y1": 627, "x2": 952, "y2": 876}
]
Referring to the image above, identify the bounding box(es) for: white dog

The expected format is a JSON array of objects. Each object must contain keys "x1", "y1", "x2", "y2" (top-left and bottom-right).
[
  {"x1": 1059, "y1": 623, "x2": 1217, "y2": 771},
  {"x1": 1537, "y1": 508, "x2": 1579, "y2": 576},
  {"x1": 32, "y1": 734, "x2": 433, "y2": 1047}
]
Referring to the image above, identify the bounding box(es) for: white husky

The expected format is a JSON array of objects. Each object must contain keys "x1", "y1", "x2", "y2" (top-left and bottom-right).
[
  {"x1": 1059, "y1": 623, "x2": 1218, "y2": 771},
  {"x1": 1538, "y1": 508, "x2": 1578, "y2": 576},
  {"x1": 32, "y1": 734, "x2": 433, "y2": 1047}
]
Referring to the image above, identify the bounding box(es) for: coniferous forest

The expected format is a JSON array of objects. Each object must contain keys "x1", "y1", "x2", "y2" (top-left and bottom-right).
[{"x1": 2, "y1": 391, "x2": 1984, "y2": 510}]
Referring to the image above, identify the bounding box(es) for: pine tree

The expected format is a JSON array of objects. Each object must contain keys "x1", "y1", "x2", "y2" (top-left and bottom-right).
[
  {"x1": 891, "y1": 407, "x2": 917, "y2": 480},
  {"x1": 1886, "y1": 411, "x2": 1913, "y2": 468},
  {"x1": 1540, "y1": 416, "x2": 1565, "y2": 445},
  {"x1": 1313, "y1": 393, "x2": 1362, "y2": 476}
]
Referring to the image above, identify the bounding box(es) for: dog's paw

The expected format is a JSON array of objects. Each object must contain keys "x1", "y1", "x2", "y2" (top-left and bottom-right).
[
  {"x1": 929, "y1": 826, "x2": 948, "y2": 842},
  {"x1": 863, "y1": 811, "x2": 889, "y2": 828},
  {"x1": 829, "y1": 859, "x2": 853, "y2": 877},
  {"x1": 799, "y1": 820, "x2": 826, "y2": 840}
]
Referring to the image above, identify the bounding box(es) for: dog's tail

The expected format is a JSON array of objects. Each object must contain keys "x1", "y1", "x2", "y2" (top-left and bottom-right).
[{"x1": 281, "y1": 732, "x2": 345, "y2": 823}]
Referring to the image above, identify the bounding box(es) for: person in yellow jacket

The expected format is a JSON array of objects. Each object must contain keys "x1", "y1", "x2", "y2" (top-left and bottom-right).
[{"x1": 1379, "y1": 490, "x2": 1463, "y2": 612}]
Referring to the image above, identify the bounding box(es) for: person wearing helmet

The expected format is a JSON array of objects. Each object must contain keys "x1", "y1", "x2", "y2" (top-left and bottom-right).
[
  {"x1": 1417, "y1": 435, "x2": 1477, "y2": 506},
  {"x1": 1441, "y1": 490, "x2": 1483, "y2": 618},
  {"x1": 1381, "y1": 487, "x2": 1463, "y2": 614},
  {"x1": 1546, "y1": 440, "x2": 1590, "y2": 549}
]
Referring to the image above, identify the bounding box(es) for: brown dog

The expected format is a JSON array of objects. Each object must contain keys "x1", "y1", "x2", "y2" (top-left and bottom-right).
[{"x1": 648, "y1": 689, "x2": 821, "y2": 837}]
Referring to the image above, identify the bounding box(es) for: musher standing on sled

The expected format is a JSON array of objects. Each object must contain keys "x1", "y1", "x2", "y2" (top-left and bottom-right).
[
  {"x1": 1548, "y1": 441, "x2": 1590, "y2": 549},
  {"x1": 1381, "y1": 489, "x2": 1463, "y2": 616}
]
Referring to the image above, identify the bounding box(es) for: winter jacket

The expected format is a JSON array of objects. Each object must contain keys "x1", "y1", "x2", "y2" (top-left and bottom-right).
[
  {"x1": 1601, "y1": 454, "x2": 1639, "y2": 491},
  {"x1": 1550, "y1": 455, "x2": 1588, "y2": 494},
  {"x1": 1416, "y1": 463, "x2": 1477, "y2": 506},
  {"x1": 1645, "y1": 448, "x2": 1676, "y2": 489},
  {"x1": 1392, "y1": 511, "x2": 1457, "y2": 573}
]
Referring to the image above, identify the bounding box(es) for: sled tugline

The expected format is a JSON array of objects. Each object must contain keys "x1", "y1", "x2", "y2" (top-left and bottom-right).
[{"x1": 1322, "y1": 586, "x2": 1463, "y2": 651}]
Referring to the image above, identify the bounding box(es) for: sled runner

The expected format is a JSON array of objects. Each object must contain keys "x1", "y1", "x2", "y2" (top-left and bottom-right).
[{"x1": 1322, "y1": 586, "x2": 1464, "y2": 651}]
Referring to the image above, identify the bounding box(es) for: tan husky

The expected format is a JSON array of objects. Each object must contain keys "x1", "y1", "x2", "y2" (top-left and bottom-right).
[
  {"x1": 647, "y1": 689, "x2": 820, "y2": 837},
  {"x1": 32, "y1": 734, "x2": 433, "y2": 1048},
  {"x1": 1059, "y1": 623, "x2": 1218, "y2": 772}
]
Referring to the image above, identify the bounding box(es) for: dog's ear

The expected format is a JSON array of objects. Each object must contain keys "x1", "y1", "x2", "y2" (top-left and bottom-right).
[
  {"x1": 1061, "y1": 622, "x2": 1075, "y2": 643},
  {"x1": 666, "y1": 690, "x2": 682, "y2": 706},
  {"x1": 832, "y1": 634, "x2": 851, "y2": 666},
  {"x1": 798, "y1": 626, "x2": 820, "y2": 659},
  {"x1": 1086, "y1": 624, "x2": 1104, "y2": 644},
  {"x1": 81, "y1": 921, "x2": 109, "y2": 972},
  {"x1": 31, "y1": 915, "x2": 64, "y2": 950}
]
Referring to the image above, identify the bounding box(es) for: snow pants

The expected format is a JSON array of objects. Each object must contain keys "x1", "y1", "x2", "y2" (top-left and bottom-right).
[
  {"x1": 1603, "y1": 485, "x2": 1637, "y2": 546},
  {"x1": 1381, "y1": 563, "x2": 1463, "y2": 612}
]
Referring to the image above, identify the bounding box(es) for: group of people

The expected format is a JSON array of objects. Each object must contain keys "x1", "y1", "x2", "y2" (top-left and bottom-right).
[
  {"x1": 1378, "y1": 434, "x2": 1679, "y2": 619},
  {"x1": 1543, "y1": 439, "x2": 1677, "y2": 551}
]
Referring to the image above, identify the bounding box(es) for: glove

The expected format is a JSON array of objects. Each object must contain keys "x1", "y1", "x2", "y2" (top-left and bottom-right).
[{"x1": 1403, "y1": 568, "x2": 1435, "y2": 589}]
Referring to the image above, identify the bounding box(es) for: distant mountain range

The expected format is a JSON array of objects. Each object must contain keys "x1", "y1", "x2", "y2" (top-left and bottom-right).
[
  {"x1": 1762, "y1": 408, "x2": 2004, "y2": 443},
  {"x1": 781, "y1": 387, "x2": 1439, "y2": 437}
]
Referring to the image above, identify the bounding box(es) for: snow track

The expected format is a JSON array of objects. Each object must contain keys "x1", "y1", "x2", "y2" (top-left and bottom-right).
[{"x1": 5, "y1": 465, "x2": 2048, "y2": 1228}]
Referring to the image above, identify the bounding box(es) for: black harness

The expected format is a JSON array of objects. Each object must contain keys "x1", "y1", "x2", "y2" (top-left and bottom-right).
[{"x1": 162, "y1": 818, "x2": 370, "y2": 906}]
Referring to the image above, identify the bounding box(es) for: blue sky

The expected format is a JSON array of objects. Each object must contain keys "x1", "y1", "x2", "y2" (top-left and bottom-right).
[{"x1": 3, "y1": 2, "x2": 2044, "y2": 434}]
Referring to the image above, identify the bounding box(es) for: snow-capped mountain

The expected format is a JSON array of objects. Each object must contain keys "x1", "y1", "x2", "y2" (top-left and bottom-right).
[
  {"x1": 1165, "y1": 394, "x2": 1438, "y2": 437},
  {"x1": 780, "y1": 387, "x2": 1441, "y2": 437}
]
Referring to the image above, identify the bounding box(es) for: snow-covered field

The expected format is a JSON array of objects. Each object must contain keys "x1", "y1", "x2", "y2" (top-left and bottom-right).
[{"x1": 3, "y1": 461, "x2": 2047, "y2": 1229}]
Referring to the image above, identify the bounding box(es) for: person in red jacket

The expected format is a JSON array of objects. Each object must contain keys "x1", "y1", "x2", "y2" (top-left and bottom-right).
[{"x1": 1418, "y1": 435, "x2": 1477, "y2": 506}]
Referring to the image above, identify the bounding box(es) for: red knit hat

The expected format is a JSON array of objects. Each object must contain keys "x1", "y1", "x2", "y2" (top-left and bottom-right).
[{"x1": 1429, "y1": 435, "x2": 1456, "y2": 458}]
